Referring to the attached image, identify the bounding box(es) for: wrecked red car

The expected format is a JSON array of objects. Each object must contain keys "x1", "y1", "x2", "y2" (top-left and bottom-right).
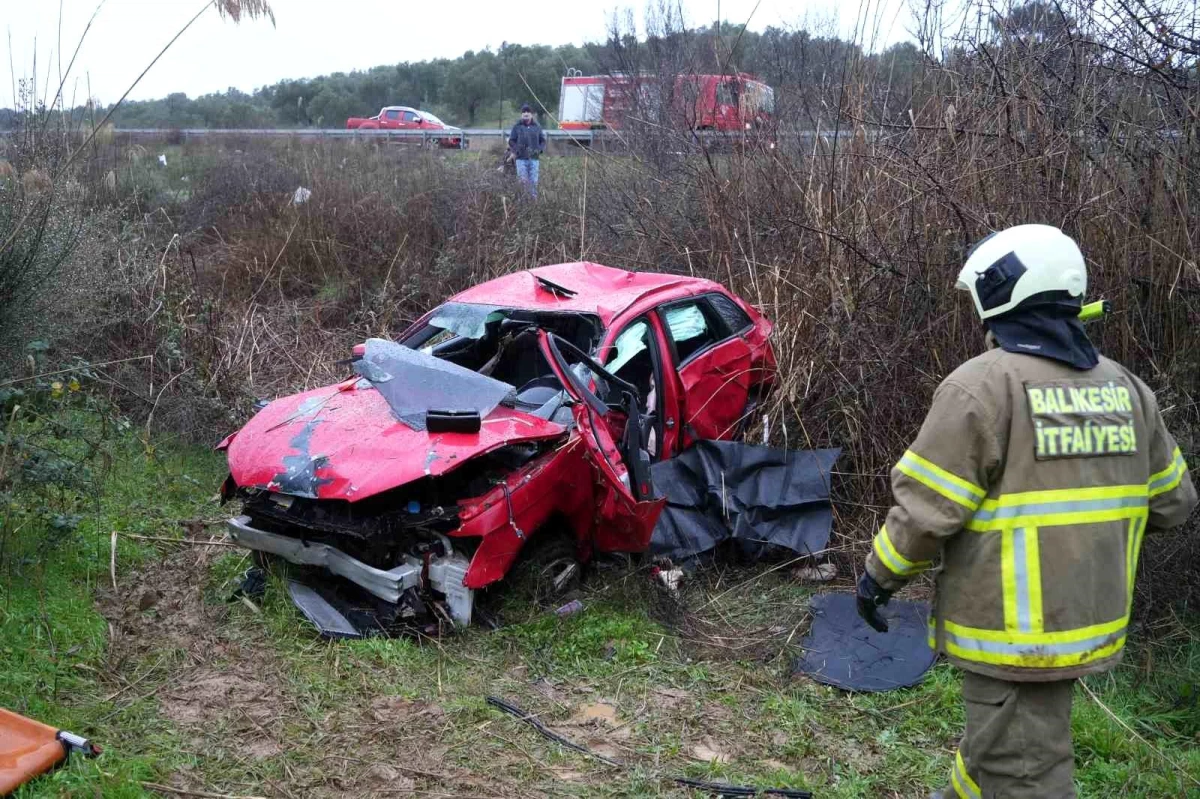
[{"x1": 219, "y1": 262, "x2": 775, "y2": 633}]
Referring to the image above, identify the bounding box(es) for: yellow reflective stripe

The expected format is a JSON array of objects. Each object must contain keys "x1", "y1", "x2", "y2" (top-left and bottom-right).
[
  {"x1": 953, "y1": 750, "x2": 981, "y2": 799},
  {"x1": 872, "y1": 525, "x2": 932, "y2": 577},
  {"x1": 944, "y1": 634, "x2": 1125, "y2": 668},
  {"x1": 966, "y1": 486, "x2": 1148, "y2": 531},
  {"x1": 1001, "y1": 530, "x2": 1019, "y2": 633},
  {"x1": 1126, "y1": 516, "x2": 1146, "y2": 612},
  {"x1": 896, "y1": 450, "x2": 985, "y2": 510},
  {"x1": 986, "y1": 484, "x2": 1147, "y2": 506},
  {"x1": 1149, "y1": 448, "x2": 1187, "y2": 498},
  {"x1": 1148, "y1": 447, "x2": 1183, "y2": 484},
  {"x1": 940, "y1": 615, "x2": 1128, "y2": 667},
  {"x1": 943, "y1": 616, "x2": 1126, "y2": 644},
  {"x1": 1024, "y1": 527, "x2": 1044, "y2": 633},
  {"x1": 1002, "y1": 527, "x2": 1043, "y2": 633}
]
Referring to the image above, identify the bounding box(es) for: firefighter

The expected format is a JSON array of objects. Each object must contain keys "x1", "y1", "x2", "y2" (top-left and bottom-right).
[{"x1": 856, "y1": 224, "x2": 1197, "y2": 798}]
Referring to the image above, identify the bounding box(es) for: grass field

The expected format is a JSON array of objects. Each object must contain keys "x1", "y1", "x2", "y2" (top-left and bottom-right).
[{"x1": 3, "y1": 422, "x2": 1199, "y2": 798}]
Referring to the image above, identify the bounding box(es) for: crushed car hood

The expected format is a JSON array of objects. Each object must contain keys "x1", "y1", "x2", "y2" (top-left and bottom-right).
[{"x1": 225, "y1": 380, "x2": 567, "y2": 502}]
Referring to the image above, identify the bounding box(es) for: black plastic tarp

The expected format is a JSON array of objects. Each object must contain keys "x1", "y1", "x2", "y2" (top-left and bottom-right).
[
  {"x1": 353, "y1": 338, "x2": 515, "y2": 431},
  {"x1": 793, "y1": 593, "x2": 937, "y2": 692},
  {"x1": 648, "y1": 440, "x2": 839, "y2": 562}
]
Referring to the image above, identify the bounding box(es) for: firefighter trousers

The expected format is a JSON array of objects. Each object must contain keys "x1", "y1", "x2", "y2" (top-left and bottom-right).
[{"x1": 947, "y1": 671, "x2": 1076, "y2": 798}]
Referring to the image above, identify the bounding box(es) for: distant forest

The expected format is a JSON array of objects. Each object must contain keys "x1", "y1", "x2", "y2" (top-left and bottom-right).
[
  {"x1": 0, "y1": 21, "x2": 925, "y2": 130},
  {"x1": 4, "y1": 3, "x2": 1156, "y2": 132}
]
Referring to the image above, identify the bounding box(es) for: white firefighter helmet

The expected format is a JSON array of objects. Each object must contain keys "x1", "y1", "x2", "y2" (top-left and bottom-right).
[{"x1": 956, "y1": 224, "x2": 1086, "y2": 321}]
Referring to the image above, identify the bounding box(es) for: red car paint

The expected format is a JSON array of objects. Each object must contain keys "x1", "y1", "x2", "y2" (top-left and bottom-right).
[
  {"x1": 224, "y1": 380, "x2": 565, "y2": 503},
  {"x1": 346, "y1": 105, "x2": 464, "y2": 148},
  {"x1": 223, "y1": 262, "x2": 774, "y2": 593}
]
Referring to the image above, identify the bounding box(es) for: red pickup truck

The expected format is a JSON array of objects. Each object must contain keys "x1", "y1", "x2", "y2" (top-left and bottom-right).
[{"x1": 346, "y1": 106, "x2": 464, "y2": 148}]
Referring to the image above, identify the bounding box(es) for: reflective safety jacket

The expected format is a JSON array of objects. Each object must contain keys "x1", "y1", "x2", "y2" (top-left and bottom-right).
[{"x1": 865, "y1": 347, "x2": 1197, "y2": 681}]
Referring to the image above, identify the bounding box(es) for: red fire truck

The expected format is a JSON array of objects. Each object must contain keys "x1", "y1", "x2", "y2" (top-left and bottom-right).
[{"x1": 558, "y1": 72, "x2": 775, "y2": 132}]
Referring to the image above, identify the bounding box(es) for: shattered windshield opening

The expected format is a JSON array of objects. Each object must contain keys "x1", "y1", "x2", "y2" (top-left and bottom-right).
[
  {"x1": 352, "y1": 339, "x2": 516, "y2": 431},
  {"x1": 401, "y1": 303, "x2": 601, "y2": 383}
]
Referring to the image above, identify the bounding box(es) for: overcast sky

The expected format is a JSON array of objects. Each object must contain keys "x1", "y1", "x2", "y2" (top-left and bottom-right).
[{"x1": 4, "y1": 0, "x2": 911, "y2": 108}]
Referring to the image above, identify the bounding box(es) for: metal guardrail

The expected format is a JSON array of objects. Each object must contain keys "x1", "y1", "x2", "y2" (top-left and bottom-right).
[
  {"x1": 113, "y1": 127, "x2": 596, "y2": 146},
  {"x1": 111, "y1": 127, "x2": 867, "y2": 147}
]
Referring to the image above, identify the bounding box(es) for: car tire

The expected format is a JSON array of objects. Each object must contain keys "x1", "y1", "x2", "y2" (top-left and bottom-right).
[{"x1": 516, "y1": 530, "x2": 582, "y2": 606}]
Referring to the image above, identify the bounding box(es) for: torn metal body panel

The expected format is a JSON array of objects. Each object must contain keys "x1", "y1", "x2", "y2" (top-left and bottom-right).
[
  {"x1": 219, "y1": 263, "x2": 777, "y2": 633},
  {"x1": 228, "y1": 515, "x2": 474, "y2": 624}
]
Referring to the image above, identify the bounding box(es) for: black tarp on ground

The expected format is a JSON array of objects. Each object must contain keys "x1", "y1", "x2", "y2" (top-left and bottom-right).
[
  {"x1": 648, "y1": 440, "x2": 839, "y2": 562},
  {"x1": 793, "y1": 593, "x2": 937, "y2": 692}
]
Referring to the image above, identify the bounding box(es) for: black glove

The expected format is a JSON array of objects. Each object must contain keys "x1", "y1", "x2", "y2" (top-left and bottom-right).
[{"x1": 856, "y1": 570, "x2": 893, "y2": 633}]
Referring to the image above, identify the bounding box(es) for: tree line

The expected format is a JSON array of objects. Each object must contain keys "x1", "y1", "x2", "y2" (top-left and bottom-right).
[
  {"x1": 3, "y1": 3, "x2": 1193, "y2": 133},
  {"x1": 53, "y1": 25, "x2": 921, "y2": 130}
]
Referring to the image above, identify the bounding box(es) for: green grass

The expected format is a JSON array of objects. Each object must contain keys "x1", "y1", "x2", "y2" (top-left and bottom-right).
[{"x1": 3, "y1": 415, "x2": 1199, "y2": 796}]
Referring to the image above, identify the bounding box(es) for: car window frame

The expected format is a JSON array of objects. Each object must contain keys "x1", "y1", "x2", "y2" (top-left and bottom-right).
[
  {"x1": 602, "y1": 314, "x2": 666, "y2": 417},
  {"x1": 706, "y1": 291, "x2": 754, "y2": 336},
  {"x1": 657, "y1": 294, "x2": 736, "y2": 368},
  {"x1": 384, "y1": 109, "x2": 401, "y2": 121}
]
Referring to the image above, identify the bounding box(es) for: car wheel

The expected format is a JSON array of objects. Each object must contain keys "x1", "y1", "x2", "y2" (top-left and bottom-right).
[{"x1": 516, "y1": 530, "x2": 582, "y2": 606}]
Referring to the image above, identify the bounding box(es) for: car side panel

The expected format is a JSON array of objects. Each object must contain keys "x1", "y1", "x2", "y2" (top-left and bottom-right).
[
  {"x1": 677, "y1": 335, "x2": 755, "y2": 442},
  {"x1": 456, "y1": 443, "x2": 594, "y2": 589}
]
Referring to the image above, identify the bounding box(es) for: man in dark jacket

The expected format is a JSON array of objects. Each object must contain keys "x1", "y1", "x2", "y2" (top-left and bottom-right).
[{"x1": 508, "y1": 104, "x2": 545, "y2": 198}]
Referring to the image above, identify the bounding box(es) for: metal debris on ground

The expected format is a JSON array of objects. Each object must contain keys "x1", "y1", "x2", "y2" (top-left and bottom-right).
[
  {"x1": 792, "y1": 563, "x2": 837, "y2": 583},
  {"x1": 554, "y1": 599, "x2": 585, "y2": 617}
]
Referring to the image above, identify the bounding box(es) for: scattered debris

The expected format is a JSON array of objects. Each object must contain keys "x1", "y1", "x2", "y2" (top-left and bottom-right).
[
  {"x1": 793, "y1": 593, "x2": 936, "y2": 692},
  {"x1": 157, "y1": 154, "x2": 167, "y2": 166},
  {"x1": 291, "y1": 186, "x2": 311, "y2": 204},
  {"x1": 650, "y1": 563, "x2": 685, "y2": 594},
  {"x1": 792, "y1": 563, "x2": 837, "y2": 583},
  {"x1": 555, "y1": 599, "x2": 585, "y2": 617}
]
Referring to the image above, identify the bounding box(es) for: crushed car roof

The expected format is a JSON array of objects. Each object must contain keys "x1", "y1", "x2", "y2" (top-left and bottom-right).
[{"x1": 449, "y1": 262, "x2": 718, "y2": 327}]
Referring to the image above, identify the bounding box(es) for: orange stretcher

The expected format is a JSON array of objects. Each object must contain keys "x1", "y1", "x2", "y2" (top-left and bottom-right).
[{"x1": 0, "y1": 708, "x2": 99, "y2": 795}]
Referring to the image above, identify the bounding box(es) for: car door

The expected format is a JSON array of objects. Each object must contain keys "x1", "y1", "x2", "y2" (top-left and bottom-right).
[
  {"x1": 539, "y1": 331, "x2": 664, "y2": 554},
  {"x1": 599, "y1": 315, "x2": 672, "y2": 461},
  {"x1": 381, "y1": 109, "x2": 402, "y2": 129},
  {"x1": 661, "y1": 296, "x2": 754, "y2": 444}
]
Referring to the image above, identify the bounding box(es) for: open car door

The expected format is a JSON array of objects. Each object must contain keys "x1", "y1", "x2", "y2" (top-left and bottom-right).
[{"x1": 538, "y1": 331, "x2": 665, "y2": 554}]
